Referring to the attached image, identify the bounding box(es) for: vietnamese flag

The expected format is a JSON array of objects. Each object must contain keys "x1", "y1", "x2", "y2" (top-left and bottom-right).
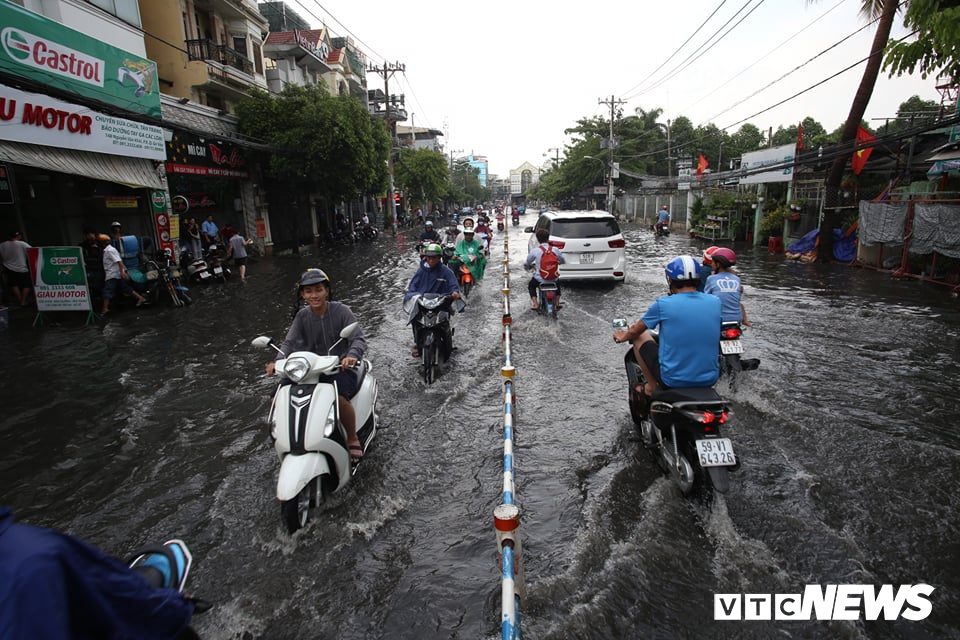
[
  {"x1": 696, "y1": 153, "x2": 709, "y2": 177},
  {"x1": 851, "y1": 126, "x2": 875, "y2": 175}
]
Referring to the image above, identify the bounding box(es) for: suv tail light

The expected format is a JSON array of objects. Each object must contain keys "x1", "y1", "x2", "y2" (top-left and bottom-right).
[{"x1": 608, "y1": 239, "x2": 625, "y2": 248}]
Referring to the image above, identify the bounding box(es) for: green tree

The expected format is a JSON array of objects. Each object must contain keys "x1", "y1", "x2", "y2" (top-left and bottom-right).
[
  {"x1": 235, "y1": 85, "x2": 389, "y2": 207},
  {"x1": 877, "y1": 95, "x2": 942, "y2": 136},
  {"x1": 885, "y1": 0, "x2": 960, "y2": 82},
  {"x1": 394, "y1": 148, "x2": 449, "y2": 213}
]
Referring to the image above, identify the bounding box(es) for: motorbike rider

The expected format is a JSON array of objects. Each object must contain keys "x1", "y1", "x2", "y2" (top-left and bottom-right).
[
  {"x1": 0, "y1": 506, "x2": 199, "y2": 640},
  {"x1": 474, "y1": 218, "x2": 494, "y2": 255},
  {"x1": 451, "y1": 227, "x2": 486, "y2": 282},
  {"x1": 418, "y1": 220, "x2": 441, "y2": 244},
  {"x1": 704, "y1": 247, "x2": 751, "y2": 326},
  {"x1": 454, "y1": 217, "x2": 475, "y2": 245},
  {"x1": 404, "y1": 243, "x2": 461, "y2": 357},
  {"x1": 697, "y1": 245, "x2": 718, "y2": 292},
  {"x1": 524, "y1": 228, "x2": 566, "y2": 311},
  {"x1": 443, "y1": 222, "x2": 460, "y2": 245},
  {"x1": 612, "y1": 255, "x2": 721, "y2": 397},
  {"x1": 655, "y1": 205, "x2": 670, "y2": 234},
  {"x1": 266, "y1": 269, "x2": 368, "y2": 466}
]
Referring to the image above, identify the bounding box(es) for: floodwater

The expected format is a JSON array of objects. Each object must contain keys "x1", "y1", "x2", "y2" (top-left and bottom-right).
[{"x1": 1, "y1": 219, "x2": 958, "y2": 639}]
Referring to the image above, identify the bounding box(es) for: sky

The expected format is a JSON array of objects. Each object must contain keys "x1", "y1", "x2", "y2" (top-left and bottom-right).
[{"x1": 285, "y1": 0, "x2": 942, "y2": 177}]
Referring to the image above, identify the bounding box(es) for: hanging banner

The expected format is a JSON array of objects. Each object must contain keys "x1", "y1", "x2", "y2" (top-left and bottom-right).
[
  {"x1": 0, "y1": 2, "x2": 161, "y2": 117},
  {"x1": 27, "y1": 246, "x2": 91, "y2": 311},
  {"x1": 740, "y1": 144, "x2": 795, "y2": 184}
]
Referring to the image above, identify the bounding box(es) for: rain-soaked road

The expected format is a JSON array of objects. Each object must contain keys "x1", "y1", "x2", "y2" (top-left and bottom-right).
[{"x1": 1, "y1": 218, "x2": 959, "y2": 639}]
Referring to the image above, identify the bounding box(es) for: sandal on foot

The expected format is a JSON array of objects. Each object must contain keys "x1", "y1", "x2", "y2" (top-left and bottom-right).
[{"x1": 348, "y1": 444, "x2": 364, "y2": 466}]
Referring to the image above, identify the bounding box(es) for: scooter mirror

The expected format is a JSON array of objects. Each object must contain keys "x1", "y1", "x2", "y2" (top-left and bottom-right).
[
  {"x1": 339, "y1": 322, "x2": 359, "y2": 339},
  {"x1": 252, "y1": 336, "x2": 272, "y2": 348},
  {"x1": 523, "y1": 227, "x2": 534, "y2": 233},
  {"x1": 612, "y1": 318, "x2": 628, "y2": 330}
]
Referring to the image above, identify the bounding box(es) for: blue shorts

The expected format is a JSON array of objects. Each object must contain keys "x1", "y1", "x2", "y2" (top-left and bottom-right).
[
  {"x1": 102, "y1": 277, "x2": 134, "y2": 300},
  {"x1": 320, "y1": 368, "x2": 359, "y2": 399}
]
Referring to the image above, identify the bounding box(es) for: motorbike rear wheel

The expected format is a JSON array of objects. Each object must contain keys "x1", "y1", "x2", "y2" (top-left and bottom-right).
[
  {"x1": 461, "y1": 279, "x2": 472, "y2": 298},
  {"x1": 281, "y1": 477, "x2": 320, "y2": 533}
]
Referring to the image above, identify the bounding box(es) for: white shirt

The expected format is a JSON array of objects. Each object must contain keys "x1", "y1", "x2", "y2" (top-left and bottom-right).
[
  {"x1": 0, "y1": 239, "x2": 30, "y2": 273},
  {"x1": 102, "y1": 244, "x2": 123, "y2": 280}
]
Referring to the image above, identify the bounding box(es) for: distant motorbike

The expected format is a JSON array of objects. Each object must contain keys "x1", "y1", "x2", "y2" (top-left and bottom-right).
[
  {"x1": 511, "y1": 213, "x2": 520, "y2": 226},
  {"x1": 405, "y1": 293, "x2": 465, "y2": 384},
  {"x1": 441, "y1": 242, "x2": 456, "y2": 265},
  {"x1": 253, "y1": 323, "x2": 378, "y2": 533},
  {"x1": 618, "y1": 322, "x2": 738, "y2": 498},
  {"x1": 719, "y1": 321, "x2": 760, "y2": 377},
  {"x1": 496, "y1": 214, "x2": 505, "y2": 231},
  {"x1": 355, "y1": 220, "x2": 378, "y2": 241},
  {"x1": 654, "y1": 222, "x2": 670, "y2": 237}
]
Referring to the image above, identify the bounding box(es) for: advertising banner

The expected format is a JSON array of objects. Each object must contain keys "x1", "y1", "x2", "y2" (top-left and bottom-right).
[
  {"x1": 0, "y1": 2, "x2": 161, "y2": 117},
  {"x1": 165, "y1": 130, "x2": 249, "y2": 178},
  {"x1": 27, "y1": 246, "x2": 91, "y2": 312},
  {"x1": 151, "y1": 190, "x2": 175, "y2": 254},
  {"x1": 0, "y1": 82, "x2": 166, "y2": 160},
  {"x1": 740, "y1": 144, "x2": 795, "y2": 184}
]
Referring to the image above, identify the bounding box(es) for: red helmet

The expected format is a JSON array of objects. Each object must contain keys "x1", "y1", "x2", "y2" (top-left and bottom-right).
[
  {"x1": 703, "y1": 246, "x2": 719, "y2": 265},
  {"x1": 711, "y1": 247, "x2": 737, "y2": 267}
]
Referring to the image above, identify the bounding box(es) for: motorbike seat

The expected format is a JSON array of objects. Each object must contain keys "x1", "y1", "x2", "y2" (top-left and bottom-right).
[{"x1": 651, "y1": 386, "x2": 722, "y2": 404}]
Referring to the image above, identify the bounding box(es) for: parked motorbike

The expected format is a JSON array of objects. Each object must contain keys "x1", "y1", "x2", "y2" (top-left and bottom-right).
[
  {"x1": 204, "y1": 244, "x2": 231, "y2": 282},
  {"x1": 355, "y1": 220, "x2": 378, "y2": 241},
  {"x1": 617, "y1": 322, "x2": 738, "y2": 497},
  {"x1": 405, "y1": 293, "x2": 465, "y2": 384},
  {"x1": 719, "y1": 321, "x2": 760, "y2": 376},
  {"x1": 253, "y1": 323, "x2": 378, "y2": 533},
  {"x1": 179, "y1": 250, "x2": 212, "y2": 284},
  {"x1": 145, "y1": 250, "x2": 191, "y2": 307}
]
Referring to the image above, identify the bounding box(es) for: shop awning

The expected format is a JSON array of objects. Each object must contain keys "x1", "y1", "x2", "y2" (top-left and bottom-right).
[{"x1": 0, "y1": 140, "x2": 164, "y2": 189}]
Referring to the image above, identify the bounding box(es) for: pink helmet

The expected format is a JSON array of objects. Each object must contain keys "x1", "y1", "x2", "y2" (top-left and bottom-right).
[{"x1": 711, "y1": 247, "x2": 737, "y2": 267}]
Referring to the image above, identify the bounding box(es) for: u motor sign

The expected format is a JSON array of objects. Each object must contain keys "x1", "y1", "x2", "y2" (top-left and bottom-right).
[
  {"x1": 0, "y1": 2, "x2": 161, "y2": 117},
  {"x1": 0, "y1": 82, "x2": 165, "y2": 160}
]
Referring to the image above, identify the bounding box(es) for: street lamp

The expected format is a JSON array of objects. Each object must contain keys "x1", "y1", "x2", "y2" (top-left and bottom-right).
[{"x1": 544, "y1": 147, "x2": 561, "y2": 169}]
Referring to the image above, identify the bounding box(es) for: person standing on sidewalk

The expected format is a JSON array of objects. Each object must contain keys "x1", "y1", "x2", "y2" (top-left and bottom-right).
[
  {"x1": 0, "y1": 231, "x2": 32, "y2": 307},
  {"x1": 99, "y1": 234, "x2": 145, "y2": 314}
]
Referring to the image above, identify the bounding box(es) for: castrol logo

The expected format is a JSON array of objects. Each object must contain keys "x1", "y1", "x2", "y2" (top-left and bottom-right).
[{"x1": 1, "y1": 27, "x2": 104, "y2": 87}]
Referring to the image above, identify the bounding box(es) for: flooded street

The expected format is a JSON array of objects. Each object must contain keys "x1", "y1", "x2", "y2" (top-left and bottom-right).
[{"x1": 2, "y1": 221, "x2": 959, "y2": 639}]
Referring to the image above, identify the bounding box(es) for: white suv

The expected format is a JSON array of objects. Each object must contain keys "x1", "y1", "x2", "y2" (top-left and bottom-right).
[{"x1": 525, "y1": 210, "x2": 626, "y2": 282}]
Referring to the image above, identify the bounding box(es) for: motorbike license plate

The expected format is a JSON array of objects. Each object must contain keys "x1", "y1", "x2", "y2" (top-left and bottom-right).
[
  {"x1": 696, "y1": 438, "x2": 736, "y2": 467},
  {"x1": 720, "y1": 339, "x2": 743, "y2": 354},
  {"x1": 199, "y1": 271, "x2": 211, "y2": 279},
  {"x1": 213, "y1": 266, "x2": 223, "y2": 274},
  {"x1": 580, "y1": 253, "x2": 594, "y2": 264}
]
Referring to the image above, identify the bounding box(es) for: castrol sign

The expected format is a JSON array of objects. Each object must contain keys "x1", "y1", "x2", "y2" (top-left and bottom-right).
[
  {"x1": 0, "y1": 2, "x2": 161, "y2": 117},
  {"x1": 1, "y1": 28, "x2": 103, "y2": 87}
]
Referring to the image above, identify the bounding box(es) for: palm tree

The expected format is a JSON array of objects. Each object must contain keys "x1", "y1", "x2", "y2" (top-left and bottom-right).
[{"x1": 817, "y1": 0, "x2": 899, "y2": 262}]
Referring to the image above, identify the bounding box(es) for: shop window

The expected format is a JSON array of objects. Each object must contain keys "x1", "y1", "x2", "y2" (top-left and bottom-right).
[{"x1": 87, "y1": 0, "x2": 141, "y2": 26}]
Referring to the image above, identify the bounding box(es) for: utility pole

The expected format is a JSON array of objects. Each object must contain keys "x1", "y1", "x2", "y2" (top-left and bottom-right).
[
  {"x1": 367, "y1": 61, "x2": 405, "y2": 233},
  {"x1": 599, "y1": 95, "x2": 624, "y2": 215}
]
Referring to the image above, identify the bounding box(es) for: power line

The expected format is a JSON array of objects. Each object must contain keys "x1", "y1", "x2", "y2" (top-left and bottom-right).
[{"x1": 619, "y1": 0, "x2": 731, "y2": 98}]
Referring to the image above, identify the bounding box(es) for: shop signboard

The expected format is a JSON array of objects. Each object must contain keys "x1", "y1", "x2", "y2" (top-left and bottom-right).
[
  {"x1": 0, "y1": 164, "x2": 13, "y2": 204},
  {"x1": 0, "y1": 82, "x2": 165, "y2": 160},
  {"x1": 27, "y1": 246, "x2": 91, "y2": 312},
  {"x1": 151, "y1": 190, "x2": 175, "y2": 255},
  {"x1": 165, "y1": 130, "x2": 249, "y2": 178},
  {"x1": 0, "y1": 2, "x2": 161, "y2": 117},
  {"x1": 740, "y1": 144, "x2": 795, "y2": 184}
]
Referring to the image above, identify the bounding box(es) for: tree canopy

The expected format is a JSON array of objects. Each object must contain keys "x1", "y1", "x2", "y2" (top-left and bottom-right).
[{"x1": 885, "y1": 0, "x2": 960, "y2": 83}]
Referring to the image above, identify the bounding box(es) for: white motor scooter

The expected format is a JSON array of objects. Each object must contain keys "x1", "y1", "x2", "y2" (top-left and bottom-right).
[{"x1": 253, "y1": 322, "x2": 378, "y2": 533}]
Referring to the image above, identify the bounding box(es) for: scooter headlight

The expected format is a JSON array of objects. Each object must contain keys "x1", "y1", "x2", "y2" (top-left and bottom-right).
[
  {"x1": 322, "y1": 404, "x2": 337, "y2": 438},
  {"x1": 282, "y1": 356, "x2": 311, "y2": 383}
]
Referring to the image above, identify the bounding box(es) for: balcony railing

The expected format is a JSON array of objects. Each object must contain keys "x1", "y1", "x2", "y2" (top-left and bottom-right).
[{"x1": 186, "y1": 39, "x2": 254, "y2": 76}]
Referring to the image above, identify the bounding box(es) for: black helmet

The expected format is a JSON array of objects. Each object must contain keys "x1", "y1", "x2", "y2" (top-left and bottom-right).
[{"x1": 298, "y1": 268, "x2": 330, "y2": 290}]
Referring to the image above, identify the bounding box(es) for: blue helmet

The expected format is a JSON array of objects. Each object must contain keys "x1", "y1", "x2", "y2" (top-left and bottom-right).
[{"x1": 664, "y1": 255, "x2": 700, "y2": 283}]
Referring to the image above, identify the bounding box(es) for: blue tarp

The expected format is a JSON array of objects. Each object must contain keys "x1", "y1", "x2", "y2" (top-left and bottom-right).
[{"x1": 785, "y1": 227, "x2": 858, "y2": 262}]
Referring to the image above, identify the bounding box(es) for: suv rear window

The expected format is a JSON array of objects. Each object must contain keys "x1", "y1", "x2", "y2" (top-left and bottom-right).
[{"x1": 551, "y1": 218, "x2": 621, "y2": 239}]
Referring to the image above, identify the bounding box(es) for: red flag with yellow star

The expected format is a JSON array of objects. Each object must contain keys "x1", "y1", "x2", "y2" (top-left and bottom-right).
[
  {"x1": 696, "y1": 153, "x2": 708, "y2": 177},
  {"x1": 851, "y1": 126, "x2": 875, "y2": 175}
]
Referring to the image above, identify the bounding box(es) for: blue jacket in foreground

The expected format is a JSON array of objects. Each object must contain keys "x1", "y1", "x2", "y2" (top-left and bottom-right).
[{"x1": 0, "y1": 507, "x2": 194, "y2": 640}]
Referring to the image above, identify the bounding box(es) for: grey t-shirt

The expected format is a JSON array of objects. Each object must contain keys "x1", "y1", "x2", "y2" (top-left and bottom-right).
[
  {"x1": 277, "y1": 301, "x2": 366, "y2": 361},
  {"x1": 228, "y1": 234, "x2": 248, "y2": 259}
]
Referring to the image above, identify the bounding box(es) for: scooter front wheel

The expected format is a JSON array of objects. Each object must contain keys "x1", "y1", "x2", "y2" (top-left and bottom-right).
[{"x1": 281, "y1": 478, "x2": 319, "y2": 533}]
